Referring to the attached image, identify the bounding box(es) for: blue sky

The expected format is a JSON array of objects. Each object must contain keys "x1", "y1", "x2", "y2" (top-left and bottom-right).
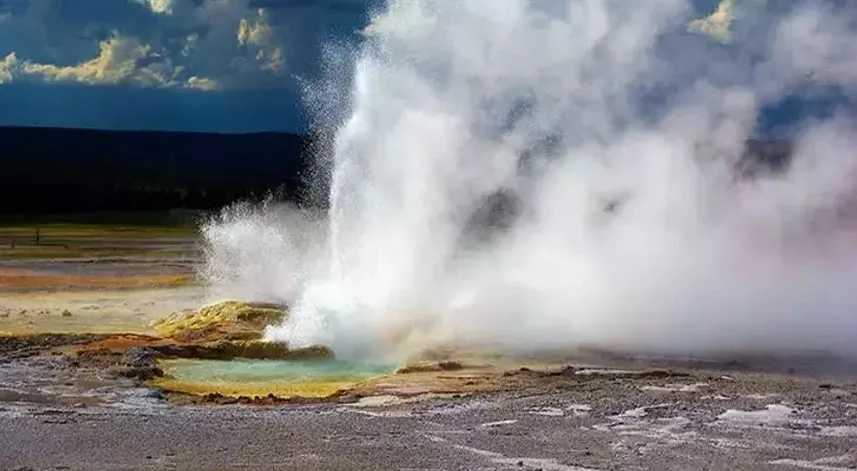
[{"x1": 0, "y1": 0, "x2": 852, "y2": 133}]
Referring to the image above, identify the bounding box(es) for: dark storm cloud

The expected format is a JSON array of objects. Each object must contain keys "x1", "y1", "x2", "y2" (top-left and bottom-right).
[
  {"x1": 0, "y1": 0, "x2": 853, "y2": 132},
  {"x1": 0, "y1": 81, "x2": 303, "y2": 132},
  {"x1": 0, "y1": 0, "x2": 159, "y2": 65},
  {"x1": 0, "y1": 0, "x2": 370, "y2": 130},
  {"x1": 0, "y1": 0, "x2": 371, "y2": 90}
]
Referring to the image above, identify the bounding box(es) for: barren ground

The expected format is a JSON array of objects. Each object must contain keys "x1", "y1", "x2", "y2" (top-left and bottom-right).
[{"x1": 1, "y1": 223, "x2": 856, "y2": 470}]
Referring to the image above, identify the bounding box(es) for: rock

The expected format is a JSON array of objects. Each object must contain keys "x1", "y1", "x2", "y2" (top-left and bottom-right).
[
  {"x1": 0, "y1": 333, "x2": 104, "y2": 356},
  {"x1": 99, "y1": 346, "x2": 165, "y2": 380},
  {"x1": 77, "y1": 347, "x2": 114, "y2": 358},
  {"x1": 150, "y1": 301, "x2": 287, "y2": 342},
  {"x1": 144, "y1": 388, "x2": 166, "y2": 400},
  {"x1": 108, "y1": 365, "x2": 164, "y2": 381},
  {"x1": 122, "y1": 346, "x2": 157, "y2": 368},
  {"x1": 397, "y1": 360, "x2": 464, "y2": 374},
  {"x1": 61, "y1": 310, "x2": 73, "y2": 317},
  {"x1": 438, "y1": 361, "x2": 464, "y2": 371},
  {"x1": 635, "y1": 369, "x2": 690, "y2": 379}
]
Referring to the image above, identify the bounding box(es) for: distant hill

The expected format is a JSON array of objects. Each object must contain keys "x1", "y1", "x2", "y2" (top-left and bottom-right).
[{"x1": 0, "y1": 126, "x2": 316, "y2": 215}]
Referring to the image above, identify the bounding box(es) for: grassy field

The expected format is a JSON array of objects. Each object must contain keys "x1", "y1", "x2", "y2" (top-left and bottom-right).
[
  {"x1": 0, "y1": 211, "x2": 201, "y2": 291},
  {"x1": 0, "y1": 246, "x2": 154, "y2": 261},
  {"x1": 0, "y1": 225, "x2": 194, "y2": 237},
  {"x1": 0, "y1": 211, "x2": 201, "y2": 260},
  {"x1": 0, "y1": 209, "x2": 203, "y2": 228},
  {"x1": 0, "y1": 226, "x2": 197, "y2": 260}
]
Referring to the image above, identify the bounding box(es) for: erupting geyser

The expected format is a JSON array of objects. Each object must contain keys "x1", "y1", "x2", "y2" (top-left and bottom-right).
[{"x1": 202, "y1": 0, "x2": 857, "y2": 363}]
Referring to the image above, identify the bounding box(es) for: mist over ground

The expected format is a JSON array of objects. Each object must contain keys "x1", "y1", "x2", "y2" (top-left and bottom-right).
[{"x1": 200, "y1": 0, "x2": 857, "y2": 363}]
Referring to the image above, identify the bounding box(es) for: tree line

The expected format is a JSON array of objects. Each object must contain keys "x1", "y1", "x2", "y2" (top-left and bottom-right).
[
  {"x1": 0, "y1": 125, "x2": 792, "y2": 216},
  {"x1": 0, "y1": 126, "x2": 316, "y2": 215}
]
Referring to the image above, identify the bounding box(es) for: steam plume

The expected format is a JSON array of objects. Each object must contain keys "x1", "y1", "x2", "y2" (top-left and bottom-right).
[{"x1": 202, "y1": 0, "x2": 857, "y2": 363}]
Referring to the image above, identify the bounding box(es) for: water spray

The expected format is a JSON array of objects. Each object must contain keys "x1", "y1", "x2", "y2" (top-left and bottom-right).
[{"x1": 202, "y1": 0, "x2": 857, "y2": 363}]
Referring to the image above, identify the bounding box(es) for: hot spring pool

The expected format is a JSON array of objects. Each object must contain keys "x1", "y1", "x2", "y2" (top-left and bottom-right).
[{"x1": 153, "y1": 359, "x2": 397, "y2": 398}]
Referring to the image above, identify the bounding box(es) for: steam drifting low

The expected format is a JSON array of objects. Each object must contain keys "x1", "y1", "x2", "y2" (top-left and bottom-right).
[{"x1": 201, "y1": 0, "x2": 857, "y2": 362}]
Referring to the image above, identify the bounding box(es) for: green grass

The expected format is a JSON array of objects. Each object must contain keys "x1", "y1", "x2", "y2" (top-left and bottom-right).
[
  {"x1": 0, "y1": 210, "x2": 202, "y2": 231},
  {"x1": 0, "y1": 246, "x2": 155, "y2": 260},
  {"x1": 0, "y1": 211, "x2": 200, "y2": 261},
  {"x1": 0, "y1": 225, "x2": 195, "y2": 237}
]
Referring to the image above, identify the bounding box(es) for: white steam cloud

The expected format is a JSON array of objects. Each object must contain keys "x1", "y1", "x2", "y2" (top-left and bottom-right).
[{"x1": 200, "y1": 0, "x2": 857, "y2": 363}]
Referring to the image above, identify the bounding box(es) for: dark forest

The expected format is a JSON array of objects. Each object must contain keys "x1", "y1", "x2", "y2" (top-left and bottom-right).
[
  {"x1": 0, "y1": 126, "x2": 792, "y2": 217},
  {"x1": 0, "y1": 126, "x2": 316, "y2": 215}
]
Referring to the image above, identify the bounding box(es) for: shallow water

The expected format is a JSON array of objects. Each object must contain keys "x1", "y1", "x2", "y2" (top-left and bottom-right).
[
  {"x1": 166, "y1": 359, "x2": 395, "y2": 384},
  {"x1": 155, "y1": 359, "x2": 398, "y2": 398}
]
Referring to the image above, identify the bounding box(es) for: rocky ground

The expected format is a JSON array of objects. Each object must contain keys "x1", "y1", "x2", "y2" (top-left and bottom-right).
[
  {"x1": 1, "y1": 354, "x2": 856, "y2": 471},
  {"x1": 2, "y1": 225, "x2": 856, "y2": 470},
  {"x1": 2, "y1": 316, "x2": 856, "y2": 471}
]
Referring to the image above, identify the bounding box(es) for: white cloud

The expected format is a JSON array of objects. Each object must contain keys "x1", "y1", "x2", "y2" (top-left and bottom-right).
[
  {"x1": 237, "y1": 8, "x2": 285, "y2": 73},
  {"x1": 688, "y1": 0, "x2": 771, "y2": 43},
  {"x1": 0, "y1": 35, "x2": 218, "y2": 90},
  {"x1": 688, "y1": 0, "x2": 737, "y2": 42},
  {"x1": 0, "y1": 0, "x2": 355, "y2": 91},
  {"x1": 137, "y1": 0, "x2": 177, "y2": 15},
  {"x1": 187, "y1": 75, "x2": 219, "y2": 90},
  {"x1": 0, "y1": 55, "x2": 13, "y2": 83}
]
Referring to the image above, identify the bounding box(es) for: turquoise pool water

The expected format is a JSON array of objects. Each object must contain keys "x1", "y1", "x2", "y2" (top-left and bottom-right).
[{"x1": 164, "y1": 359, "x2": 397, "y2": 384}]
